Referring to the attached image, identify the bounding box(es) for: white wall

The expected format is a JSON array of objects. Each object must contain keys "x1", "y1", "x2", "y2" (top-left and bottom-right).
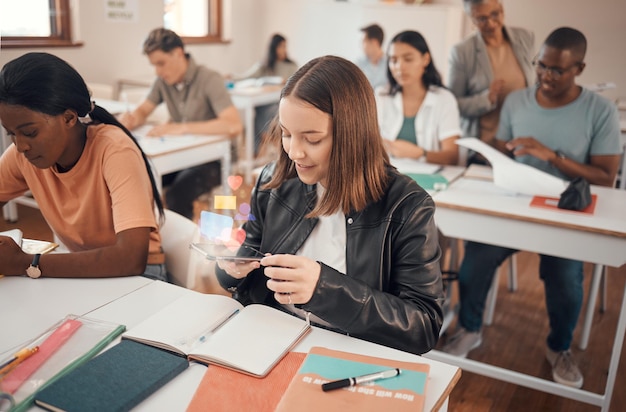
[
  {"x1": 253, "y1": 0, "x2": 464, "y2": 83},
  {"x1": 0, "y1": 0, "x2": 261, "y2": 87},
  {"x1": 502, "y1": 0, "x2": 626, "y2": 101},
  {"x1": 0, "y1": 0, "x2": 624, "y2": 102}
]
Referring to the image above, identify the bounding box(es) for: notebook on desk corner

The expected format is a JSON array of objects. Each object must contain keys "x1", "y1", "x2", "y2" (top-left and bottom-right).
[{"x1": 34, "y1": 340, "x2": 189, "y2": 412}]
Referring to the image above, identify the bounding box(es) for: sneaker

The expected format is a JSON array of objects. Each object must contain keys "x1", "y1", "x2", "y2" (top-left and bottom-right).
[
  {"x1": 441, "y1": 327, "x2": 482, "y2": 358},
  {"x1": 546, "y1": 347, "x2": 584, "y2": 388}
]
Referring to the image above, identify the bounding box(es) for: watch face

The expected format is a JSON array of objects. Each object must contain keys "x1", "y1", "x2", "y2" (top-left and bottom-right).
[{"x1": 26, "y1": 265, "x2": 42, "y2": 279}]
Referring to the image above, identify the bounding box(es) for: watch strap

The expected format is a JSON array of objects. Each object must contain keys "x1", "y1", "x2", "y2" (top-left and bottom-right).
[{"x1": 31, "y1": 253, "x2": 41, "y2": 267}]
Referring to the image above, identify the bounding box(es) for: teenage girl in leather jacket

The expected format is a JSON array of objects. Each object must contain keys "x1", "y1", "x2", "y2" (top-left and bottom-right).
[{"x1": 216, "y1": 56, "x2": 444, "y2": 355}]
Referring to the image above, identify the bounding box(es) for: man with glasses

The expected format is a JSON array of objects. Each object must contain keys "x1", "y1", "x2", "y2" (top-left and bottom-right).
[
  {"x1": 442, "y1": 27, "x2": 621, "y2": 389},
  {"x1": 447, "y1": 0, "x2": 534, "y2": 164}
]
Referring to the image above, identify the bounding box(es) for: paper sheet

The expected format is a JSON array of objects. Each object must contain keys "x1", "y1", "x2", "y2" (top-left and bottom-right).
[
  {"x1": 456, "y1": 138, "x2": 567, "y2": 197},
  {"x1": 391, "y1": 157, "x2": 442, "y2": 175}
]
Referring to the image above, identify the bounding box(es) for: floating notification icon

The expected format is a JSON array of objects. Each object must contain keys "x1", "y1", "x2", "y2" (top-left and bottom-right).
[
  {"x1": 200, "y1": 211, "x2": 233, "y2": 241},
  {"x1": 214, "y1": 195, "x2": 237, "y2": 210}
]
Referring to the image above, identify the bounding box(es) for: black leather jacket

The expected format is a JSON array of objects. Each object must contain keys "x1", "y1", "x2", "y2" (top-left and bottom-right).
[{"x1": 217, "y1": 164, "x2": 444, "y2": 355}]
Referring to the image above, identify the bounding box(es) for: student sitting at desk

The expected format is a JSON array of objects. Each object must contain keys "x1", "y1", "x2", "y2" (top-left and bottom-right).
[
  {"x1": 442, "y1": 27, "x2": 622, "y2": 388},
  {"x1": 120, "y1": 28, "x2": 243, "y2": 220},
  {"x1": 214, "y1": 56, "x2": 445, "y2": 355},
  {"x1": 376, "y1": 30, "x2": 461, "y2": 166},
  {"x1": 233, "y1": 33, "x2": 298, "y2": 156},
  {"x1": 0, "y1": 53, "x2": 166, "y2": 280}
]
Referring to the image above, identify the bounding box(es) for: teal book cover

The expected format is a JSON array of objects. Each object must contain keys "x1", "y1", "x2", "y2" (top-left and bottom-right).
[
  {"x1": 407, "y1": 173, "x2": 449, "y2": 191},
  {"x1": 276, "y1": 347, "x2": 429, "y2": 412},
  {"x1": 34, "y1": 340, "x2": 189, "y2": 412}
]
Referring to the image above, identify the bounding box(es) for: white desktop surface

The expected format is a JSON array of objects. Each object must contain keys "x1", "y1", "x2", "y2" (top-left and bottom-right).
[
  {"x1": 112, "y1": 77, "x2": 282, "y2": 185},
  {"x1": 0, "y1": 276, "x2": 152, "y2": 355},
  {"x1": 433, "y1": 178, "x2": 626, "y2": 267},
  {"x1": 47, "y1": 280, "x2": 459, "y2": 412},
  {"x1": 428, "y1": 177, "x2": 626, "y2": 411}
]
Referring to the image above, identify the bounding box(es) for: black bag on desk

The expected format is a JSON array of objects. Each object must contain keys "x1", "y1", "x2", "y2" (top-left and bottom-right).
[{"x1": 558, "y1": 177, "x2": 592, "y2": 211}]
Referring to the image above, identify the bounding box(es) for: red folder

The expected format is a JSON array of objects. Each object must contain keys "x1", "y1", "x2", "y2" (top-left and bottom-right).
[{"x1": 529, "y1": 194, "x2": 598, "y2": 214}]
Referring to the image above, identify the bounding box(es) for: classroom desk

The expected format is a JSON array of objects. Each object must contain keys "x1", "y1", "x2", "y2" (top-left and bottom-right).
[
  {"x1": 1, "y1": 278, "x2": 461, "y2": 411},
  {"x1": 88, "y1": 280, "x2": 461, "y2": 412},
  {"x1": 97, "y1": 98, "x2": 233, "y2": 194},
  {"x1": 135, "y1": 132, "x2": 231, "y2": 193},
  {"x1": 228, "y1": 85, "x2": 282, "y2": 184},
  {"x1": 426, "y1": 177, "x2": 626, "y2": 411},
  {"x1": 114, "y1": 76, "x2": 282, "y2": 185},
  {"x1": 0, "y1": 276, "x2": 153, "y2": 356}
]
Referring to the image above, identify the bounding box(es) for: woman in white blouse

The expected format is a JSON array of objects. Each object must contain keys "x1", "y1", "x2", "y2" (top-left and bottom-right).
[{"x1": 376, "y1": 30, "x2": 461, "y2": 165}]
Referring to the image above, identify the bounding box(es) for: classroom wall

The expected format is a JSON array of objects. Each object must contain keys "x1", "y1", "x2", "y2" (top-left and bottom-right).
[
  {"x1": 247, "y1": 0, "x2": 464, "y2": 83},
  {"x1": 0, "y1": 0, "x2": 624, "y2": 102}
]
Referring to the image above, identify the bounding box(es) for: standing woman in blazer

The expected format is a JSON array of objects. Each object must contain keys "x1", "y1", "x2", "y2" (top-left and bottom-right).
[
  {"x1": 376, "y1": 30, "x2": 461, "y2": 166},
  {"x1": 448, "y1": 0, "x2": 534, "y2": 158}
]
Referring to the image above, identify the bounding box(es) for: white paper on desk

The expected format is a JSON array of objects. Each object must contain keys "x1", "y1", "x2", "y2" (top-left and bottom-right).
[
  {"x1": 456, "y1": 138, "x2": 567, "y2": 197},
  {"x1": 130, "y1": 125, "x2": 221, "y2": 155},
  {"x1": 390, "y1": 157, "x2": 442, "y2": 174},
  {"x1": 0, "y1": 228, "x2": 23, "y2": 245}
]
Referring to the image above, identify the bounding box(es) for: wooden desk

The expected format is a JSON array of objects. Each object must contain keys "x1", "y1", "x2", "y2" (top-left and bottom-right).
[
  {"x1": 229, "y1": 85, "x2": 282, "y2": 184},
  {"x1": 427, "y1": 177, "x2": 626, "y2": 411},
  {"x1": 89, "y1": 280, "x2": 461, "y2": 411}
]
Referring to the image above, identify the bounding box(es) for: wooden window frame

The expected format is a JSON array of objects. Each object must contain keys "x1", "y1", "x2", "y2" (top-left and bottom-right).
[
  {"x1": 175, "y1": 0, "x2": 226, "y2": 45},
  {"x1": 1, "y1": 0, "x2": 82, "y2": 49}
]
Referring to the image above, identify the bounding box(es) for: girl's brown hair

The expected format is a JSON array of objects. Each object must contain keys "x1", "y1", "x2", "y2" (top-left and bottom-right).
[{"x1": 264, "y1": 55, "x2": 390, "y2": 217}]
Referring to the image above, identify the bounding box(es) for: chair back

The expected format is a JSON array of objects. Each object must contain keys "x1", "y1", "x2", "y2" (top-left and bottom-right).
[{"x1": 160, "y1": 209, "x2": 200, "y2": 288}]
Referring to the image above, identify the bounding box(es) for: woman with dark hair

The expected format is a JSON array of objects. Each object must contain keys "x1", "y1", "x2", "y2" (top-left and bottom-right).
[
  {"x1": 0, "y1": 52, "x2": 167, "y2": 281},
  {"x1": 376, "y1": 30, "x2": 461, "y2": 165},
  {"x1": 242, "y1": 33, "x2": 298, "y2": 80},
  {"x1": 236, "y1": 33, "x2": 299, "y2": 155},
  {"x1": 214, "y1": 55, "x2": 444, "y2": 355}
]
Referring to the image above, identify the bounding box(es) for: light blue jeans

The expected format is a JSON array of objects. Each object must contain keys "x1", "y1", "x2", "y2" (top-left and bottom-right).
[{"x1": 458, "y1": 241, "x2": 583, "y2": 352}]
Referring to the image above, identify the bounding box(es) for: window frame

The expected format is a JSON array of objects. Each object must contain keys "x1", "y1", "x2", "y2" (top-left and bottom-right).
[
  {"x1": 173, "y1": 0, "x2": 226, "y2": 45},
  {"x1": 1, "y1": 0, "x2": 82, "y2": 49}
]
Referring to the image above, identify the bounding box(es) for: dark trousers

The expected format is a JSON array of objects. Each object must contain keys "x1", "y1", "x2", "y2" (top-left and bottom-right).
[
  {"x1": 163, "y1": 161, "x2": 221, "y2": 220},
  {"x1": 458, "y1": 241, "x2": 584, "y2": 351}
]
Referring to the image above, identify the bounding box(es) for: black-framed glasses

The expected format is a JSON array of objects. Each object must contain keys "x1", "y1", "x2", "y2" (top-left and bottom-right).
[
  {"x1": 532, "y1": 59, "x2": 582, "y2": 80},
  {"x1": 471, "y1": 9, "x2": 502, "y2": 25}
]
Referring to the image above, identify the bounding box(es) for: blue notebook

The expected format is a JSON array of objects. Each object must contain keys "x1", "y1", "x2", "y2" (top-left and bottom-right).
[{"x1": 34, "y1": 340, "x2": 189, "y2": 412}]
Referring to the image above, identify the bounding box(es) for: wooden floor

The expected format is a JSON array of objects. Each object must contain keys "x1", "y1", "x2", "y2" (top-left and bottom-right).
[
  {"x1": 437, "y1": 249, "x2": 626, "y2": 411},
  {"x1": 2, "y1": 204, "x2": 625, "y2": 411}
]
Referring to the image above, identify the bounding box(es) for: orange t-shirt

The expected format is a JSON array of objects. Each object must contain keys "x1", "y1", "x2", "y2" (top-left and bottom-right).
[{"x1": 0, "y1": 124, "x2": 162, "y2": 262}]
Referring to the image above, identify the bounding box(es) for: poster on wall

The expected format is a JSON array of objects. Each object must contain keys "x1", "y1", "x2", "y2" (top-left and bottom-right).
[{"x1": 105, "y1": 0, "x2": 139, "y2": 23}]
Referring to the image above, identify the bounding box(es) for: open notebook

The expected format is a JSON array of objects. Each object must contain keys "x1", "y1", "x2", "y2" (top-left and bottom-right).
[
  {"x1": 0, "y1": 229, "x2": 58, "y2": 255},
  {"x1": 121, "y1": 292, "x2": 311, "y2": 377}
]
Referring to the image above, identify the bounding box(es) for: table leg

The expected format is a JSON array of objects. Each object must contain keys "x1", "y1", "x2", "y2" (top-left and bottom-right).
[
  {"x1": 244, "y1": 106, "x2": 254, "y2": 185},
  {"x1": 221, "y1": 142, "x2": 232, "y2": 194},
  {"x1": 600, "y1": 275, "x2": 626, "y2": 412},
  {"x1": 2, "y1": 201, "x2": 18, "y2": 223},
  {"x1": 579, "y1": 264, "x2": 604, "y2": 350}
]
